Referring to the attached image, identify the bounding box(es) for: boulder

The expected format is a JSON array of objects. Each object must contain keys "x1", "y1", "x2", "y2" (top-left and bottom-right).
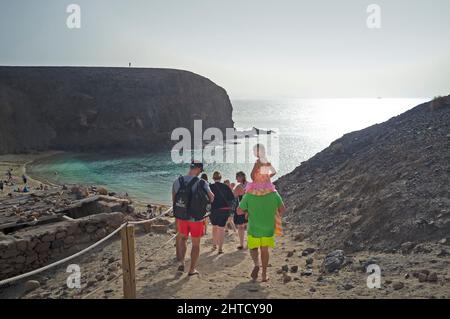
[
  {"x1": 301, "y1": 247, "x2": 316, "y2": 256},
  {"x1": 322, "y1": 250, "x2": 346, "y2": 273},
  {"x1": 290, "y1": 265, "x2": 299, "y2": 273},
  {"x1": 97, "y1": 187, "x2": 108, "y2": 196}
]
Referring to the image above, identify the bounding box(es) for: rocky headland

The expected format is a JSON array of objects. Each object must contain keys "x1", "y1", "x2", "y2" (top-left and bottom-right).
[{"x1": 0, "y1": 66, "x2": 234, "y2": 154}]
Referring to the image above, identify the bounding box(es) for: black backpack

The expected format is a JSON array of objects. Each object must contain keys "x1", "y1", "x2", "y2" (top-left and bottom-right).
[
  {"x1": 187, "y1": 179, "x2": 211, "y2": 221},
  {"x1": 173, "y1": 176, "x2": 198, "y2": 220}
]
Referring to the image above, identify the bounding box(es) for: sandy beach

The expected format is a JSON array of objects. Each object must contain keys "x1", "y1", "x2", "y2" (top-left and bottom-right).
[
  {"x1": 0, "y1": 152, "x2": 169, "y2": 211},
  {"x1": 0, "y1": 152, "x2": 61, "y2": 198}
]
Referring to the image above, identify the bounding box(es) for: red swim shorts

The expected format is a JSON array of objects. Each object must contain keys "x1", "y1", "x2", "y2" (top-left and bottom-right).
[{"x1": 176, "y1": 219, "x2": 205, "y2": 238}]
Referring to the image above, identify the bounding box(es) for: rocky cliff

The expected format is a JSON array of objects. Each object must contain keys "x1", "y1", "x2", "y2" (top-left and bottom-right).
[
  {"x1": 0, "y1": 66, "x2": 234, "y2": 154},
  {"x1": 276, "y1": 96, "x2": 450, "y2": 252}
]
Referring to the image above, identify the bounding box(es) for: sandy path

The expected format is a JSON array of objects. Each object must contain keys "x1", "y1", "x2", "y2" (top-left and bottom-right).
[
  {"x1": 2, "y1": 224, "x2": 448, "y2": 299},
  {"x1": 84, "y1": 228, "x2": 450, "y2": 299}
]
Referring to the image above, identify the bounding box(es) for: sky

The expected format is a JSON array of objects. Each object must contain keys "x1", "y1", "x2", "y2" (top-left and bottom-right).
[{"x1": 0, "y1": 0, "x2": 449, "y2": 98}]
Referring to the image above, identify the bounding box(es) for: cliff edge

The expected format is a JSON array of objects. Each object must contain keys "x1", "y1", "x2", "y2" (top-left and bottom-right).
[{"x1": 0, "y1": 66, "x2": 234, "y2": 154}]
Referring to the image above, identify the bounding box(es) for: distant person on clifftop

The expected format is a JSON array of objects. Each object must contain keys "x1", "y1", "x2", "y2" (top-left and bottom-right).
[{"x1": 172, "y1": 161, "x2": 214, "y2": 276}]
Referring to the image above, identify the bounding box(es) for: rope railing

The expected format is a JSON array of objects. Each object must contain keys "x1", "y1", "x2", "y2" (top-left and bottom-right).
[{"x1": 0, "y1": 206, "x2": 174, "y2": 288}]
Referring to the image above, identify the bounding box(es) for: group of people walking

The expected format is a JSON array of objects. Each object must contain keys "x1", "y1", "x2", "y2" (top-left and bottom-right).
[{"x1": 171, "y1": 144, "x2": 286, "y2": 282}]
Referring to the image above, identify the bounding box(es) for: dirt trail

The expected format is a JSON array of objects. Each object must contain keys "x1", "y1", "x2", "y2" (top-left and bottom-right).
[
  {"x1": 87, "y1": 229, "x2": 450, "y2": 299},
  {"x1": 3, "y1": 225, "x2": 449, "y2": 299}
]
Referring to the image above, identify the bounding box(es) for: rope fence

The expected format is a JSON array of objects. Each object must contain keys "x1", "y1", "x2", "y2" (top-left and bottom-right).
[{"x1": 0, "y1": 206, "x2": 174, "y2": 298}]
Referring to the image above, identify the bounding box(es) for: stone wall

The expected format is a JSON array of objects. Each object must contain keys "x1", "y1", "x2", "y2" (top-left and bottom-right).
[{"x1": 0, "y1": 212, "x2": 125, "y2": 280}]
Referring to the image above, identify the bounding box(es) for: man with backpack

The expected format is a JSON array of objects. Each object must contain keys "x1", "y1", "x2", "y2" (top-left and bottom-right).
[{"x1": 172, "y1": 161, "x2": 214, "y2": 276}]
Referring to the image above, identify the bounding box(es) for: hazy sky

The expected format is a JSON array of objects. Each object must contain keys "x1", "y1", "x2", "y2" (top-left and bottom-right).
[{"x1": 1, "y1": 0, "x2": 449, "y2": 98}]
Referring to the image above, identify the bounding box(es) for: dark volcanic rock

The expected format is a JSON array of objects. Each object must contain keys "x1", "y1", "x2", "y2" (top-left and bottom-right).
[
  {"x1": 276, "y1": 96, "x2": 450, "y2": 252},
  {"x1": 322, "y1": 250, "x2": 346, "y2": 273},
  {"x1": 0, "y1": 66, "x2": 234, "y2": 154}
]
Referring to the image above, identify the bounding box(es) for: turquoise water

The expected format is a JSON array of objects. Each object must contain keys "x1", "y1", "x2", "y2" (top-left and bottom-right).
[{"x1": 29, "y1": 98, "x2": 428, "y2": 204}]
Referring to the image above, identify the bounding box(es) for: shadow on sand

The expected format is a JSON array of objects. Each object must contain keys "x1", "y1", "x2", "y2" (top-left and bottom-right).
[{"x1": 226, "y1": 281, "x2": 270, "y2": 299}]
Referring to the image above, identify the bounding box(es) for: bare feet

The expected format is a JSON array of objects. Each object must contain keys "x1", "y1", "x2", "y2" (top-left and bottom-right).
[
  {"x1": 177, "y1": 263, "x2": 185, "y2": 272},
  {"x1": 261, "y1": 272, "x2": 269, "y2": 282},
  {"x1": 251, "y1": 266, "x2": 260, "y2": 281},
  {"x1": 218, "y1": 249, "x2": 224, "y2": 255}
]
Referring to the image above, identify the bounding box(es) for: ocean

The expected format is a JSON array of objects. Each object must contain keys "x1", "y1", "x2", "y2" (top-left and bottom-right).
[{"x1": 28, "y1": 98, "x2": 428, "y2": 205}]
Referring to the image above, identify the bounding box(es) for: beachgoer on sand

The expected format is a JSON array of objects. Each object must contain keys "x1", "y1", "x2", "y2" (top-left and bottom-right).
[
  {"x1": 233, "y1": 171, "x2": 248, "y2": 250},
  {"x1": 237, "y1": 187, "x2": 286, "y2": 282},
  {"x1": 209, "y1": 171, "x2": 235, "y2": 254},
  {"x1": 172, "y1": 161, "x2": 214, "y2": 276},
  {"x1": 6, "y1": 169, "x2": 12, "y2": 183},
  {"x1": 0, "y1": 180, "x2": 4, "y2": 192}
]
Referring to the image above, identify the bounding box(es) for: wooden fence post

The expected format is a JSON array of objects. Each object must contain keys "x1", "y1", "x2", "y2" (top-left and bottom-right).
[{"x1": 121, "y1": 224, "x2": 136, "y2": 299}]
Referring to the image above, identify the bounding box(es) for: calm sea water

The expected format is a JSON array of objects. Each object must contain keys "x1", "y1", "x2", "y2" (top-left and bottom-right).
[{"x1": 29, "y1": 98, "x2": 428, "y2": 204}]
